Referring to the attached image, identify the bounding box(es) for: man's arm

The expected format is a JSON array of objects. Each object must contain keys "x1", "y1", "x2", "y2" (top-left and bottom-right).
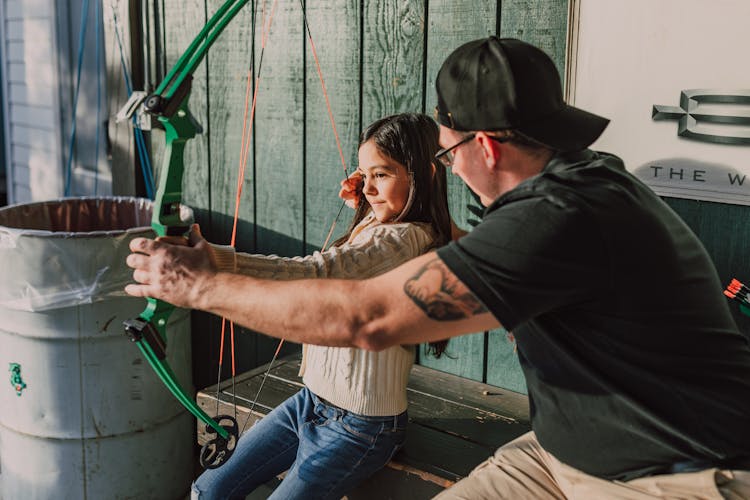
[{"x1": 125, "y1": 229, "x2": 500, "y2": 350}]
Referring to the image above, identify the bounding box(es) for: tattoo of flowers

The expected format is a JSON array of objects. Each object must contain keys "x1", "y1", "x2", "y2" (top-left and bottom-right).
[{"x1": 404, "y1": 258, "x2": 487, "y2": 321}]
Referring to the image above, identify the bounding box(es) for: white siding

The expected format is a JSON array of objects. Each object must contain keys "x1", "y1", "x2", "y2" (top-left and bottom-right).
[{"x1": 1, "y1": 0, "x2": 110, "y2": 205}]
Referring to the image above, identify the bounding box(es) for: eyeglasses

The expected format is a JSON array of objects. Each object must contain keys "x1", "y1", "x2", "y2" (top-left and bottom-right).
[
  {"x1": 434, "y1": 134, "x2": 476, "y2": 167},
  {"x1": 434, "y1": 134, "x2": 511, "y2": 167}
]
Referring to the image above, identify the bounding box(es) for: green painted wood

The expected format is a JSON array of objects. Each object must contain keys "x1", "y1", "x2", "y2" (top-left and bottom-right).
[
  {"x1": 418, "y1": 0, "x2": 497, "y2": 382},
  {"x1": 247, "y1": 3, "x2": 307, "y2": 367},
  {"x1": 361, "y1": 0, "x2": 425, "y2": 125},
  {"x1": 253, "y1": 2, "x2": 305, "y2": 257},
  {"x1": 197, "y1": 2, "x2": 268, "y2": 388},
  {"x1": 162, "y1": 0, "x2": 211, "y2": 219},
  {"x1": 485, "y1": 0, "x2": 568, "y2": 393},
  {"x1": 487, "y1": 329, "x2": 526, "y2": 394},
  {"x1": 425, "y1": 0, "x2": 495, "y2": 226},
  {"x1": 418, "y1": 334, "x2": 484, "y2": 382},
  {"x1": 303, "y1": 0, "x2": 361, "y2": 251},
  {"x1": 499, "y1": 0, "x2": 569, "y2": 79},
  {"x1": 663, "y1": 198, "x2": 750, "y2": 336},
  {"x1": 206, "y1": 0, "x2": 256, "y2": 250}
]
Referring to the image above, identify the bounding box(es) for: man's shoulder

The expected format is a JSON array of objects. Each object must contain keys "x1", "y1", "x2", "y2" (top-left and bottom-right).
[
  {"x1": 549, "y1": 149, "x2": 625, "y2": 172},
  {"x1": 494, "y1": 150, "x2": 642, "y2": 213},
  {"x1": 537, "y1": 150, "x2": 627, "y2": 189}
]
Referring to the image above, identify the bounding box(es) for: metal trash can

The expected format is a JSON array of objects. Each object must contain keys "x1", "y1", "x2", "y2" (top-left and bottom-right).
[{"x1": 0, "y1": 197, "x2": 194, "y2": 500}]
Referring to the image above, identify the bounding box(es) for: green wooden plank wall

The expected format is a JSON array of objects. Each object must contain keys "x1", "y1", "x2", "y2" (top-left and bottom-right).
[
  {"x1": 144, "y1": 0, "x2": 567, "y2": 392},
  {"x1": 663, "y1": 198, "x2": 750, "y2": 338}
]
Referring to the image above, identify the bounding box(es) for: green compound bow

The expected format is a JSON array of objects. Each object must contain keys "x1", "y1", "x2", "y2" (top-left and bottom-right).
[{"x1": 122, "y1": 0, "x2": 254, "y2": 469}]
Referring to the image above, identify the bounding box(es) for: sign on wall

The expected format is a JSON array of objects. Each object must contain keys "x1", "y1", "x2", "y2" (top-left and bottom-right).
[{"x1": 567, "y1": 0, "x2": 750, "y2": 205}]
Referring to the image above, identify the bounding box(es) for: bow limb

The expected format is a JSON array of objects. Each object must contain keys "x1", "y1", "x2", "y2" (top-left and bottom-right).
[{"x1": 124, "y1": 298, "x2": 238, "y2": 469}]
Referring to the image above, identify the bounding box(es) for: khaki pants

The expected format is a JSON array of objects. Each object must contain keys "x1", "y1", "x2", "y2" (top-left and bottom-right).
[{"x1": 434, "y1": 432, "x2": 750, "y2": 500}]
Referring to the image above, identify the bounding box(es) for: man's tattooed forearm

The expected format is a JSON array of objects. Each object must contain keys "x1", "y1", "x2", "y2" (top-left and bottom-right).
[{"x1": 403, "y1": 258, "x2": 487, "y2": 321}]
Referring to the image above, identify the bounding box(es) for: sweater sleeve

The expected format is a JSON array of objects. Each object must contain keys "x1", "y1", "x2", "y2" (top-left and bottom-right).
[{"x1": 214, "y1": 223, "x2": 435, "y2": 281}]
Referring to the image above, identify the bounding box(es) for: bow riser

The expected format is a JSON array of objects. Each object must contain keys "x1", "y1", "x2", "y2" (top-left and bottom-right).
[{"x1": 153, "y1": 100, "x2": 200, "y2": 237}]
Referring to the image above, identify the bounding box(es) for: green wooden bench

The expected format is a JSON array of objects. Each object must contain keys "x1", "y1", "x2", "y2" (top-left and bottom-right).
[{"x1": 196, "y1": 355, "x2": 530, "y2": 499}]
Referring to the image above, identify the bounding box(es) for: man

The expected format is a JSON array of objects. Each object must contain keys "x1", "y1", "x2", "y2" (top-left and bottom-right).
[{"x1": 126, "y1": 37, "x2": 750, "y2": 498}]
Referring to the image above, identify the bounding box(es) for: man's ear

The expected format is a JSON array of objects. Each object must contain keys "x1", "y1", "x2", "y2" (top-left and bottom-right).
[{"x1": 475, "y1": 132, "x2": 501, "y2": 168}]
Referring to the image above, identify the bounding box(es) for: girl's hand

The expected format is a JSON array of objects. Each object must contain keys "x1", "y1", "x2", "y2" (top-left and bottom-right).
[
  {"x1": 450, "y1": 218, "x2": 468, "y2": 240},
  {"x1": 338, "y1": 175, "x2": 364, "y2": 209}
]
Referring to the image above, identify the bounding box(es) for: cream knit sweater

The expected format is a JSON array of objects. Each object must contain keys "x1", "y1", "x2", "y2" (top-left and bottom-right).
[{"x1": 211, "y1": 213, "x2": 436, "y2": 416}]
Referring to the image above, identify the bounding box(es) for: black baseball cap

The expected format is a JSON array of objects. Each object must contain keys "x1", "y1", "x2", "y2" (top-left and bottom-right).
[{"x1": 435, "y1": 37, "x2": 609, "y2": 152}]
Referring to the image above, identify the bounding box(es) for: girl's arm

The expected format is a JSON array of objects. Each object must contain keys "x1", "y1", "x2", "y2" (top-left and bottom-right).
[{"x1": 214, "y1": 223, "x2": 435, "y2": 281}]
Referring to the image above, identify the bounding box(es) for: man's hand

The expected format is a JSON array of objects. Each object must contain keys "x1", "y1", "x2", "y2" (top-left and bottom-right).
[{"x1": 125, "y1": 224, "x2": 217, "y2": 309}]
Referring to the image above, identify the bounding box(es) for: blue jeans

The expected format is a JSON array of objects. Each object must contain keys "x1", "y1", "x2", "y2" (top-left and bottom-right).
[{"x1": 191, "y1": 387, "x2": 407, "y2": 500}]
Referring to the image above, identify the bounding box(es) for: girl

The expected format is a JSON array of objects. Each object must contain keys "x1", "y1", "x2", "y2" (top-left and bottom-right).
[{"x1": 191, "y1": 113, "x2": 452, "y2": 500}]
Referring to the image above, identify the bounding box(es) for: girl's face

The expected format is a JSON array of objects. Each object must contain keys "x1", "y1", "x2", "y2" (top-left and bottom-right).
[{"x1": 357, "y1": 140, "x2": 411, "y2": 223}]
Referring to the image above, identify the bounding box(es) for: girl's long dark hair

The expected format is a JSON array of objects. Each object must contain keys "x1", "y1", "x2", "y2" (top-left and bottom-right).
[{"x1": 334, "y1": 113, "x2": 451, "y2": 357}]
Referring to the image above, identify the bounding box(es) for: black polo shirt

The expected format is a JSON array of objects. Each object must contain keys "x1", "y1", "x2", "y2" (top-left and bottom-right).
[{"x1": 437, "y1": 149, "x2": 750, "y2": 480}]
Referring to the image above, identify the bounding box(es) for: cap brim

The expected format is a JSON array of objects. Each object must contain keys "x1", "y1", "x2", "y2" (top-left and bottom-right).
[{"x1": 519, "y1": 105, "x2": 609, "y2": 152}]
